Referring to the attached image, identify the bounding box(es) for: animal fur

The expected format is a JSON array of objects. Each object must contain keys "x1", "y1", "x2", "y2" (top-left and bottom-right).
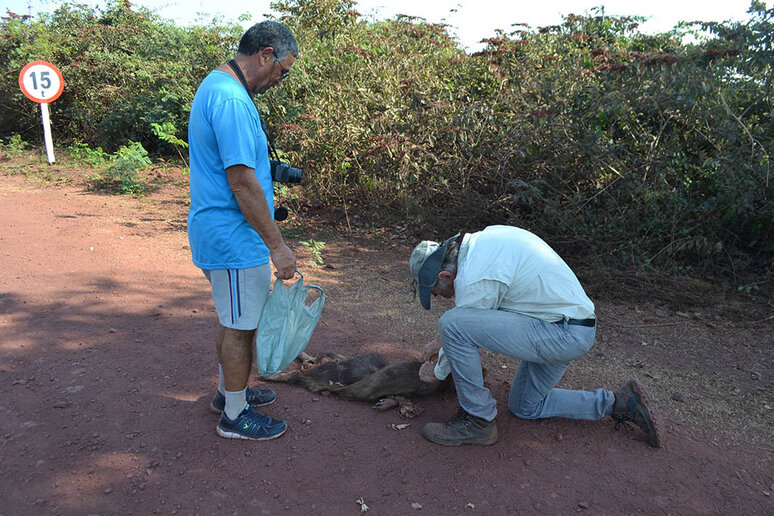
[{"x1": 266, "y1": 352, "x2": 453, "y2": 403}]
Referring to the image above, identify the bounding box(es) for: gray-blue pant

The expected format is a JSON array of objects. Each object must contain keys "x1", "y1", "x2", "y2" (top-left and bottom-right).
[{"x1": 438, "y1": 308, "x2": 614, "y2": 421}]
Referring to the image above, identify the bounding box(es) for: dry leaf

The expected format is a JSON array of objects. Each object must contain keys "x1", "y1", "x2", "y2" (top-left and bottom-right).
[
  {"x1": 390, "y1": 423, "x2": 410, "y2": 430},
  {"x1": 356, "y1": 497, "x2": 369, "y2": 512},
  {"x1": 466, "y1": 502, "x2": 476, "y2": 509},
  {"x1": 411, "y1": 502, "x2": 423, "y2": 509}
]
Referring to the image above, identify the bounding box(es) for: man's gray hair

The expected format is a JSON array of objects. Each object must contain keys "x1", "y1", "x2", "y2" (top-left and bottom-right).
[{"x1": 238, "y1": 20, "x2": 299, "y2": 60}]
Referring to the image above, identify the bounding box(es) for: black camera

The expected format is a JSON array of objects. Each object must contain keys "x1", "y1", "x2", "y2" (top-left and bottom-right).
[{"x1": 270, "y1": 160, "x2": 302, "y2": 184}]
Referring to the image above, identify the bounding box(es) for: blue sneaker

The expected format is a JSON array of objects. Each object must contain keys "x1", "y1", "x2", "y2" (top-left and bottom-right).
[
  {"x1": 210, "y1": 387, "x2": 276, "y2": 414},
  {"x1": 216, "y1": 406, "x2": 287, "y2": 441}
]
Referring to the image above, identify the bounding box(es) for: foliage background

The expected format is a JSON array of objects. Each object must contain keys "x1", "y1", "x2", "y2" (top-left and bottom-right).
[
  {"x1": 0, "y1": 1, "x2": 242, "y2": 151},
  {"x1": 1, "y1": 0, "x2": 772, "y2": 276}
]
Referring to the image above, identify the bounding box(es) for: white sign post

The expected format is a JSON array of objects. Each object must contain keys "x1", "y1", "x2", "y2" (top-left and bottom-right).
[{"x1": 18, "y1": 61, "x2": 64, "y2": 164}]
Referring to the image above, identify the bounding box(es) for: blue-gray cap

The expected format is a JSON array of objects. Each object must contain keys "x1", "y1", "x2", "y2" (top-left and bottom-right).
[{"x1": 409, "y1": 233, "x2": 459, "y2": 310}]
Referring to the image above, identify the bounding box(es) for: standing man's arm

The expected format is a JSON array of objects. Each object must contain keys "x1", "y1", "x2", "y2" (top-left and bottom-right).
[{"x1": 226, "y1": 164, "x2": 296, "y2": 279}]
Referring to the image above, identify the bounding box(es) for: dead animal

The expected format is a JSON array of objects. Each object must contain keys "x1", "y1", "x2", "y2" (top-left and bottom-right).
[{"x1": 266, "y1": 351, "x2": 454, "y2": 418}]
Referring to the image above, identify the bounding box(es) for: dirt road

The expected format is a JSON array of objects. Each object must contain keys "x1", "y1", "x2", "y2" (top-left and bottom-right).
[{"x1": 1, "y1": 173, "x2": 771, "y2": 515}]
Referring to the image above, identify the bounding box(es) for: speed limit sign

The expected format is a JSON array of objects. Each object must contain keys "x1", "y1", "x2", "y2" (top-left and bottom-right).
[
  {"x1": 18, "y1": 61, "x2": 64, "y2": 103},
  {"x1": 18, "y1": 60, "x2": 64, "y2": 163}
]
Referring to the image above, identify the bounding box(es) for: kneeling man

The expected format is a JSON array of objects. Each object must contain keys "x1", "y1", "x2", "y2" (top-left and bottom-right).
[{"x1": 410, "y1": 225, "x2": 662, "y2": 447}]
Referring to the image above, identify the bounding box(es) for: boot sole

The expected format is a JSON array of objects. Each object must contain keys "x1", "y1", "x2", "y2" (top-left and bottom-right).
[
  {"x1": 630, "y1": 378, "x2": 664, "y2": 448},
  {"x1": 421, "y1": 428, "x2": 499, "y2": 447}
]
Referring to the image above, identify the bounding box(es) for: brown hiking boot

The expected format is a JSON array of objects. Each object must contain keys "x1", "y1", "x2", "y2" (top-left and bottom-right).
[
  {"x1": 422, "y1": 408, "x2": 498, "y2": 446},
  {"x1": 612, "y1": 378, "x2": 663, "y2": 448}
]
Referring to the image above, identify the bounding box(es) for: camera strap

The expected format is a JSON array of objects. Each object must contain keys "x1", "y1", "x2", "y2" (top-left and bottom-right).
[
  {"x1": 226, "y1": 59, "x2": 251, "y2": 97},
  {"x1": 226, "y1": 59, "x2": 281, "y2": 162}
]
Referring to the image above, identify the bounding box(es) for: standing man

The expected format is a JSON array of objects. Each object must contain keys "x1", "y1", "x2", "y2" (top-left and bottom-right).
[
  {"x1": 188, "y1": 21, "x2": 298, "y2": 441},
  {"x1": 410, "y1": 225, "x2": 662, "y2": 447}
]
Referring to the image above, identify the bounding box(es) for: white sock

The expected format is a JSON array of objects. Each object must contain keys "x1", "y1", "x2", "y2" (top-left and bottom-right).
[
  {"x1": 218, "y1": 364, "x2": 225, "y2": 395},
  {"x1": 224, "y1": 388, "x2": 248, "y2": 420}
]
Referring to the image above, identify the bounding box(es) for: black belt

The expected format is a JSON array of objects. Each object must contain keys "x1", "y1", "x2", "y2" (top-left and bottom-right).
[{"x1": 555, "y1": 318, "x2": 596, "y2": 327}]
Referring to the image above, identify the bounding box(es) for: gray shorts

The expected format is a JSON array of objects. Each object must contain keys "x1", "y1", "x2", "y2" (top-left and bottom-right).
[{"x1": 203, "y1": 264, "x2": 271, "y2": 330}]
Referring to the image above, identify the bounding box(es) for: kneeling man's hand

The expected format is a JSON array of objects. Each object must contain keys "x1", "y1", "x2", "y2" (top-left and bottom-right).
[
  {"x1": 418, "y1": 361, "x2": 441, "y2": 384},
  {"x1": 420, "y1": 337, "x2": 441, "y2": 362}
]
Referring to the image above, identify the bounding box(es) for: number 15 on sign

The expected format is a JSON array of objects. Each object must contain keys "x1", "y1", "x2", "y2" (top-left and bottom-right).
[{"x1": 18, "y1": 61, "x2": 64, "y2": 164}]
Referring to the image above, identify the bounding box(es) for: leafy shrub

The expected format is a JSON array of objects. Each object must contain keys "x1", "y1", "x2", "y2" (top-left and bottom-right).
[
  {"x1": 1, "y1": 0, "x2": 771, "y2": 273},
  {"x1": 108, "y1": 141, "x2": 152, "y2": 193},
  {"x1": 266, "y1": 0, "x2": 772, "y2": 272},
  {"x1": 300, "y1": 239, "x2": 326, "y2": 267},
  {"x1": 67, "y1": 141, "x2": 111, "y2": 167},
  {"x1": 0, "y1": 0, "x2": 241, "y2": 152},
  {"x1": 150, "y1": 121, "x2": 189, "y2": 167},
  {"x1": 87, "y1": 140, "x2": 151, "y2": 193},
  {"x1": 0, "y1": 134, "x2": 29, "y2": 158}
]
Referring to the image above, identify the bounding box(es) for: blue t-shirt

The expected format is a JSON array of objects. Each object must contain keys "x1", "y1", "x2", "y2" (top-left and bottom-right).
[{"x1": 187, "y1": 71, "x2": 273, "y2": 270}]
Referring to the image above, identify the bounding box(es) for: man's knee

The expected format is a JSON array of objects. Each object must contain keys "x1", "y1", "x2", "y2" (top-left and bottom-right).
[
  {"x1": 509, "y1": 397, "x2": 543, "y2": 419},
  {"x1": 223, "y1": 327, "x2": 255, "y2": 347}
]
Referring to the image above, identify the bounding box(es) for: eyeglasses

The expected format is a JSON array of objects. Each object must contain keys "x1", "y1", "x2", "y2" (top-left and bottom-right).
[{"x1": 272, "y1": 52, "x2": 290, "y2": 80}]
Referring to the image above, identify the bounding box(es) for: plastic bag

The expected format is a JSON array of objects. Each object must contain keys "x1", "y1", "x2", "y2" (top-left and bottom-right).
[{"x1": 256, "y1": 271, "x2": 325, "y2": 378}]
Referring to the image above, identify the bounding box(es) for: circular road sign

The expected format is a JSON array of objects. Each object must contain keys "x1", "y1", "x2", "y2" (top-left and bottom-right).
[{"x1": 18, "y1": 61, "x2": 64, "y2": 103}]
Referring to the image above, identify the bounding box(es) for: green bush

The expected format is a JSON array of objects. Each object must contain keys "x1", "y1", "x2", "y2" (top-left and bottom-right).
[
  {"x1": 86, "y1": 140, "x2": 152, "y2": 194},
  {"x1": 67, "y1": 141, "x2": 111, "y2": 167},
  {"x1": 150, "y1": 121, "x2": 189, "y2": 168},
  {"x1": 1, "y1": 0, "x2": 771, "y2": 272},
  {"x1": 0, "y1": 134, "x2": 29, "y2": 157},
  {"x1": 0, "y1": 0, "x2": 241, "y2": 152},
  {"x1": 107, "y1": 140, "x2": 152, "y2": 193},
  {"x1": 267, "y1": 1, "x2": 772, "y2": 271}
]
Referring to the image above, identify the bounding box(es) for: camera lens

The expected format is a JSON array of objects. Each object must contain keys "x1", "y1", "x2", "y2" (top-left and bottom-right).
[
  {"x1": 274, "y1": 206, "x2": 289, "y2": 221},
  {"x1": 286, "y1": 166, "x2": 302, "y2": 183},
  {"x1": 270, "y1": 161, "x2": 302, "y2": 184}
]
